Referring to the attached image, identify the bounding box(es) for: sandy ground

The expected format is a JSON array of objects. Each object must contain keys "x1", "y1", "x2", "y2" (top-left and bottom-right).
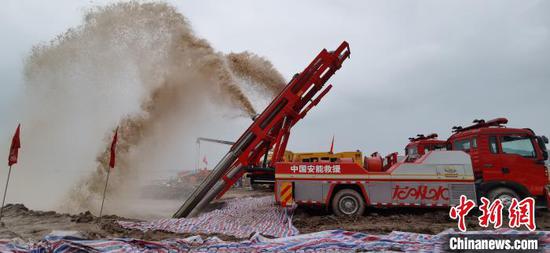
[
  {"x1": 0, "y1": 188, "x2": 548, "y2": 242},
  {"x1": 0, "y1": 188, "x2": 271, "y2": 241}
]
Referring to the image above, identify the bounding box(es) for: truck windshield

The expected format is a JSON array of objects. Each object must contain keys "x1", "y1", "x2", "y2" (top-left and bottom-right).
[
  {"x1": 406, "y1": 147, "x2": 417, "y2": 156},
  {"x1": 453, "y1": 139, "x2": 471, "y2": 152},
  {"x1": 500, "y1": 135, "x2": 536, "y2": 158}
]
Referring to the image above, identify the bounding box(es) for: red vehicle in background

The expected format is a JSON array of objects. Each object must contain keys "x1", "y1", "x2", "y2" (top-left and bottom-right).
[
  {"x1": 402, "y1": 118, "x2": 549, "y2": 207},
  {"x1": 447, "y1": 118, "x2": 549, "y2": 207},
  {"x1": 405, "y1": 133, "x2": 446, "y2": 161}
]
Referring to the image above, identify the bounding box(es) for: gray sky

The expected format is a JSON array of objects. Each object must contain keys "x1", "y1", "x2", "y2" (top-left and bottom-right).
[{"x1": 1, "y1": 0, "x2": 549, "y2": 156}]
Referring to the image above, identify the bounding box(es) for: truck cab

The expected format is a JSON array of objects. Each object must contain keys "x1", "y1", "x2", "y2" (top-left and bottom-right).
[
  {"x1": 447, "y1": 118, "x2": 549, "y2": 207},
  {"x1": 405, "y1": 133, "x2": 447, "y2": 161}
]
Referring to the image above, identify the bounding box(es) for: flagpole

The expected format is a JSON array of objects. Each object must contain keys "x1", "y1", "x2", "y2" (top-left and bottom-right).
[
  {"x1": 98, "y1": 126, "x2": 118, "y2": 223},
  {"x1": 0, "y1": 166, "x2": 13, "y2": 222},
  {"x1": 98, "y1": 167, "x2": 111, "y2": 222},
  {"x1": 196, "y1": 141, "x2": 200, "y2": 172}
]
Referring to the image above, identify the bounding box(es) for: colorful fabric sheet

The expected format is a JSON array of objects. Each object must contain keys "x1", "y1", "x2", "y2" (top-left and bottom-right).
[
  {"x1": 119, "y1": 196, "x2": 299, "y2": 238},
  {"x1": 2, "y1": 197, "x2": 548, "y2": 252},
  {"x1": 0, "y1": 229, "x2": 548, "y2": 252}
]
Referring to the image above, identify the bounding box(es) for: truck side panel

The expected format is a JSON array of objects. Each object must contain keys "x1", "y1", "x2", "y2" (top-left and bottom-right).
[
  {"x1": 275, "y1": 151, "x2": 477, "y2": 209},
  {"x1": 449, "y1": 183, "x2": 477, "y2": 205},
  {"x1": 366, "y1": 182, "x2": 391, "y2": 204},
  {"x1": 294, "y1": 181, "x2": 326, "y2": 203}
]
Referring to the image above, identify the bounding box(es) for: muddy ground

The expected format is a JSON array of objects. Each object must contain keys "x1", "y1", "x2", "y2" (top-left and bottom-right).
[
  {"x1": 294, "y1": 206, "x2": 550, "y2": 235},
  {"x1": 0, "y1": 188, "x2": 548, "y2": 242}
]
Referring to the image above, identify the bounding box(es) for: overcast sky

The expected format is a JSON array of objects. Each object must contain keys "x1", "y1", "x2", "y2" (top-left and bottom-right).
[{"x1": 1, "y1": 0, "x2": 549, "y2": 156}]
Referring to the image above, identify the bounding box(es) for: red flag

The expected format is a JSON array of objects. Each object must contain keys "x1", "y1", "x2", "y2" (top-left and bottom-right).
[
  {"x1": 202, "y1": 156, "x2": 208, "y2": 165},
  {"x1": 109, "y1": 127, "x2": 118, "y2": 168},
  {"x1": 329, "y1": 135, "x2": 335, "y2": 153},
  {"x1": 8, "y1": 124, "x2": 21, "y2": 166}
]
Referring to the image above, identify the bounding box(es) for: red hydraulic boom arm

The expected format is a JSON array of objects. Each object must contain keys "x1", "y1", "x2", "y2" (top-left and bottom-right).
[{"x1": 173, "y1": 41, "x2": 351, "y2": 218}]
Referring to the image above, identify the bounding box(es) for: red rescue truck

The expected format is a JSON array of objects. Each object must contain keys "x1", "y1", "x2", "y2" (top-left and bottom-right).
[
  {"x1": 447, "y1": 118, "x2": 549, "y2": 208},
  {"x1": 275, "y1": 118, "x2": 549, "y2": 216}
]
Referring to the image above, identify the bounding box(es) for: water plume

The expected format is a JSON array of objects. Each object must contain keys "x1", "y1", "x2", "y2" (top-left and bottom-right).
[{"x1": 21, "y1": 1, "x2": 285, "y2": 216}]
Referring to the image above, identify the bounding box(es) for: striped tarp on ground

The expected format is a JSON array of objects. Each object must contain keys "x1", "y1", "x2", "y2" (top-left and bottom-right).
[
  {"x1": 0, "y1": 229, "x2": 548, "y2": 252},
  {"x1": 118, "y1": 196, "x2": 299, "y2": 238}
]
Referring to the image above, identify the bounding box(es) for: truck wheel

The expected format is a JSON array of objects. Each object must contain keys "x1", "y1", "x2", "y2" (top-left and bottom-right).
[
  {"x1": 487, "y1": 187, "x2": 519, "y2": 209},
  {"x1": 331, "y1": 189, "x2": 365, "y2": 217}
]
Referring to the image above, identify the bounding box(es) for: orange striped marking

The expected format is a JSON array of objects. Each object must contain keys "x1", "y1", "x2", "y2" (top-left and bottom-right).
[{"x1": 280, "y1": 182, "x2": 293, "y2": 207}]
